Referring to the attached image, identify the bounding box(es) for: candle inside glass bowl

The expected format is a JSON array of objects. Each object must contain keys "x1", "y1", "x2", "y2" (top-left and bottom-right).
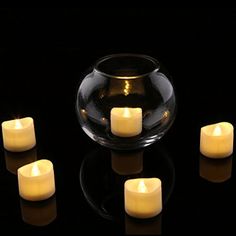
[
  {"x1": 110, "y1": 107, "x2": 142, "y2": 137},
  {"x1": 76, "y1": 54, "x2": 176, "y2": 150}
]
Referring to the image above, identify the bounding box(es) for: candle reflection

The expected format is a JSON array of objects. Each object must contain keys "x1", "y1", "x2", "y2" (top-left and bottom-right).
[
  {"x1": 199, "y1": 154, "x2": 232, "y2": 183},
  {"x1": 111, "y1": 150, "x2": 143, "y2": 175},
  {"x1": 125, "y1": 214, "x2": 162, "y2": 235},
  {"x1": 20, "y1": 196, "x2": 57, "y2": 226},
  {"x1": 80, "y1": 109, "x2": 88, "y2": 121},
  {"x1": 4, "y1": 148, "x2": 37, "y2": 175}
]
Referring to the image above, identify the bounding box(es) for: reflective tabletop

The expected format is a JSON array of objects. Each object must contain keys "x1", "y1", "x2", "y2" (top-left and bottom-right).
[{"x1": 1, "y1": 8, "x2": 236, "y2": 235}]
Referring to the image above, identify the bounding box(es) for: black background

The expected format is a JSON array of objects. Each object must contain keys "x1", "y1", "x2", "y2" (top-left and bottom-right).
[{"x1": 0, "y1": 8, "x2": 236, "y2": 235}]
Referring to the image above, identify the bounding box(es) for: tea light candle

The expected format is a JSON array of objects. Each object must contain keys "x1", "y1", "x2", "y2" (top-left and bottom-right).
[
  {"x1": 17, "y1": 159, "x2": 55, "y2": 201},
  {"x1": 1, "y1": 117, "x2": 36, "y2": 152},
  {"x1": 200, "y1": 122, "x2": 234, "y2": 158},
  {"x1": 124, "y1": 178, "x2": 162, "y2": 219},
  {"x1": 111, "y1": 107, "x2": 142, "y2": 137}
]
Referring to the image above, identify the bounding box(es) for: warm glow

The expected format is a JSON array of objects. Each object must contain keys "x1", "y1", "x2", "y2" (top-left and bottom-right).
[
  {"x1": 213, "y1": 125, "x2": 222, "y2": 136},
  {"x1": 124, "y1": 80, "x2": 131, "y2": 96},
  {"x1": 116, "y1": 76, "x2": 138, "y2": 80},
  {"x1": 15, "y1": 119, "x2": 23, "y2": 129},
  {"x1": 123, "y1": 107, "x2": 131, "y2": 118},
  {"x1": 31, "y1": 163, "x2": 40, "y2": 176},
  {"x1": 81, "y1": 109, "x2": 86, "y2": 114},
  {"x1": 137, "y1": 180, "x2": 148, "y2": 193},
  {"x1": 163, "y1": 111, "x2": 169, "y2": 119}
]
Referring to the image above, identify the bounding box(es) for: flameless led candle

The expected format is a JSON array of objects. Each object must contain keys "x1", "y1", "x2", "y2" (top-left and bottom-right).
[
  {"x1": 17, "y1": 159, "x2": 55, "y2": 201},
  {"x1": 1, "y1": 117, "x2": 36, "y2": 152},
  {"x1": 111, "y1": 107, "x2": 142, "y2": 137},
  {"x1": 124, "y1": 178, "x2": 162, "y2": 219},
  {"x1": 200, "y1": 122, "x2": 234, "y2": 158}
]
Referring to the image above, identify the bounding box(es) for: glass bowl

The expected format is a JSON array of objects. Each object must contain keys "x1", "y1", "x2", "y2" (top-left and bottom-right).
[{"x1": 76, "y1": 54, "x2": 176, "y2": 150}]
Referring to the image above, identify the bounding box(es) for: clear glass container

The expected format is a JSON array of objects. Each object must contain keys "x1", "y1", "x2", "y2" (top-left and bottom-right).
[{"x1": 76, "y1": 54, "x2": 176, "y2": 150}]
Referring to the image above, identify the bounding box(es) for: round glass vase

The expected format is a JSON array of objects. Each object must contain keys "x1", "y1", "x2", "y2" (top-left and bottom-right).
[{"x1": 76, "y1": 54, "x2": 176, "y2": 150}]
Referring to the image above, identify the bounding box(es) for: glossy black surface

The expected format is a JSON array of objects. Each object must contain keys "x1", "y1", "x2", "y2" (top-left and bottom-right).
[{"x1": 1, "y1": 8, "x2": 236, "y2": 235}]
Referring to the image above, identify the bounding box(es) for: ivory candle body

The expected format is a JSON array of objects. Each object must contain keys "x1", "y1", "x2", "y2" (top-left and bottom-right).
[
  {"x1": 17, "y1": 159, "x2": 55, "y2": 201},
  {"x1": 200, "y1": 122, "x2": 234, "y2": 158},
  {"x1": 111, "y1": 107, "x2": 142, "y2": 137},
  {"x1": 124, "y1": 178, "x2": 162, "y2": 219},
  {"x1": 1, "y1": 117, "x2": 36, "y2": 152}
]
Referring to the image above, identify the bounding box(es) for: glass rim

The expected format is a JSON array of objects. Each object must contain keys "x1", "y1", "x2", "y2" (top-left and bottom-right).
[{"x1": 94, "y1": 53, "x2": 160, "y2": 79}]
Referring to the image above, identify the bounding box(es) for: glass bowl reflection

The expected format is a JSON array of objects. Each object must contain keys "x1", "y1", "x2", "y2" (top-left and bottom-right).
[{"x1": 79, "y1": 144, "x2": 175, "y2": 221}]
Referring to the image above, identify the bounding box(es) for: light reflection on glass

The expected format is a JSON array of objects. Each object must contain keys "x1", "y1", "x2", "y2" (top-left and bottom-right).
[
  {"x1": 125, "y1": 214, "x2": 162, "y2": 235},
  {"x1": 20, "y1": 196, "x2": 57, "y2": 226},
  {"x1": 111, "y1": 150, "x2": 143, "y2": 175},
  {"x1": 123, "y1": 80, "x2": 131, "y2": 96},
  {"x1": 199, "y1": 155, "x2": 232, "y2": 183},
  {"x1": 4, "y1": 148, "x2": 37, "y2": 175}
]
